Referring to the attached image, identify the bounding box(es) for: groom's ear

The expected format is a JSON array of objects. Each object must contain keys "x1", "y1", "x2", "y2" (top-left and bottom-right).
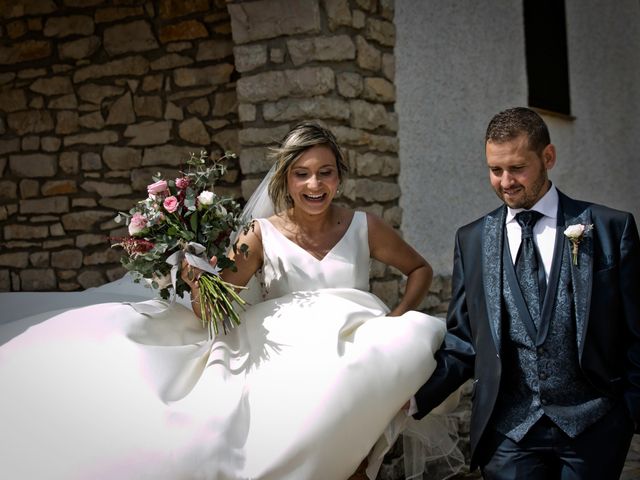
[{"x1": 542, "y1": 144, "x2": 556, "y2": 170}]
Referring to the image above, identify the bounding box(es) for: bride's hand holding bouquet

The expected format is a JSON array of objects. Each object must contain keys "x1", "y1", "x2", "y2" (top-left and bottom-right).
[{"x1": 111, "y1": 150, "x2": 249, "y2": 337}]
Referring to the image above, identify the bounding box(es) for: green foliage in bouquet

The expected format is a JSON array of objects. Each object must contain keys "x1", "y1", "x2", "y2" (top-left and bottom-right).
[{"x1": 112, "y1": 150, "x2": 250, "y2": 336}]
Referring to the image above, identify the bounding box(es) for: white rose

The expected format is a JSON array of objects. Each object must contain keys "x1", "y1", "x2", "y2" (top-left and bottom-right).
[
  {"x1": 564, "y1": 224, "x2": 585, "y2": 240},
  {"x1": 197, "y1": 190, "x2": 215, "y2": 207}
]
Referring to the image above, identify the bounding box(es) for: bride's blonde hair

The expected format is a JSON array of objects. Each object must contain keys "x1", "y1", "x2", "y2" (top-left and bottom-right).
[{"x1": 267, "y1": 122, "x2": 348, "y2": 213}]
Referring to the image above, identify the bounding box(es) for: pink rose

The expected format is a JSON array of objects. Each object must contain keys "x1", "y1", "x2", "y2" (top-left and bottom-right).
[
  {"x1": 163, "y1": 196, "x2": 179, "y2": 213},
  {"x1": 147, "y1": 180, "x2": 168, "y2": 196},
  {"x1": 175, "y1": 177, "x2": 190, "y2": 189},
  {"x1": 128, "y1": 212, "x2": 148, "y2": 236}
]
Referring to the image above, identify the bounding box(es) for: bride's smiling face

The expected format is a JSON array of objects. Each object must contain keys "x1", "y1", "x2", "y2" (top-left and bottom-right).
[{"x1": 287, "y1": 145, "x2": 340, "y2": 215}]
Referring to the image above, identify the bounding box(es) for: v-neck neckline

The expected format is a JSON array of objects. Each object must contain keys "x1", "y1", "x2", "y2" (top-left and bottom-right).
[{"x1": 262, "y1": 212, "x2": 358, "y2": 262}]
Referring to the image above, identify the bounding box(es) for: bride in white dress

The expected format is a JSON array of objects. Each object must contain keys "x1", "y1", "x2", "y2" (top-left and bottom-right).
[{"x1": 0, "y1": 122, "x2": 459, "y2": 480}]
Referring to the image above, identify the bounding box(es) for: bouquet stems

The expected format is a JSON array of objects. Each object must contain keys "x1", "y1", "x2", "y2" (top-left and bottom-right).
[{"x1": 195, "y1": 273, "x2": 247, "y2": 337}]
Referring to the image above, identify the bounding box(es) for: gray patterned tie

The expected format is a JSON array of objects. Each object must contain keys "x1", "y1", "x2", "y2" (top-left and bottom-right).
[{"x1": 515, "y1": 210, "x2": 546, "y2": 326}]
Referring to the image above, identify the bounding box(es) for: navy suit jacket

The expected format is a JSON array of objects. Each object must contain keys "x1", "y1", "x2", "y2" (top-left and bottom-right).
[{"x1": 413, "y1": 191, "x2": 640, "y2": 467}]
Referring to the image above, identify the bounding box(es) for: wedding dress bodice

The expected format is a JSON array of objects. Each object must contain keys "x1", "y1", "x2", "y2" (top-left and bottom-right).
[{"x1": 258, "y1": 211, "x2": 370, "y2": 299}]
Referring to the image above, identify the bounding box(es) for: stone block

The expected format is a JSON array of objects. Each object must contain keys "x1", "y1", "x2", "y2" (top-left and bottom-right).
[
  {"x1": 7, "y1": 110, "x2": 54, "y2": 135},
  {"x1": 150, "y1": 53, "x2": 193, "y2": 71},
  {"x1": 49, "y1": 222, "x2": 65, "y2": 236},
  {"x1": 238, "y1": 126, "x2": 291, "y2": 146},
  {"x1": 125, "y1": 121, "x2": 172, "y2": 146},
  {"x1": 196, "y1": 39, "x2": 233, "y2": 62},
  {"x1": 4, "y1": 224, "x2": 49, "y2": 240},
  {"x1": 212, "y1": 91, "x2": 237, "y2": 117},
  {"x1": 159, "y1": 20, "x2": 208, "y2": 43},
  {"x1": 322, "y1": 0, "x2": 351, "y2": 30},
  {"x1": 78, "y1": 111, "x2": 105, "y2": 130},
  {"x1": 59, "y1": 151, "x2": 79, "y2": 174},
  {"x1": 158, "y1": 0, "x2": 209, "y2": 19},
  {"x1": 356, "y1": 36, "x2": 381, "y2": 71},
  {"x1": 78, "y1": 83, "x2": 125, "y2": 104},
  {"x1": 9, "y1": 153, "x2": 57, "y2": 177},
  {"x1": 0, "y1": 138, "x2": 20, "y2": 156},
  {"x1": 350, "y1": 99, "x2": 390, "y2": 130},
  {"x1": 238, "y1": 104, "x2": 256, "y2": 122},
  {"x1": 263, "y1": 97, "x2": 349, "y2": 122},
  {"x1": 362, "y1": 77, "x2": 395, "y2": 103},
  {"x1": 51, "y1": 249, "x2": 83, "y2": 269},
  {"x1": 55, "y1": 110, "x2": 79, "y2": 134},
  {"x1": 382, "y1": 53, "x2": 394, "y2": 81},
  {"x1": 134, "y1": 95, "x2": 163, "y2": 118},
  {"x1": 181, "y1": 98, "x2": 209, "y2": 117},
  {"x1": 239, "y1": 147, "x2": 271, "y2": 174},
  {"x1": 74, "y1": 56, "x2": 149, "y2": 83},
  {"x1": 81, "y1": 181, "x2": 132, "y2": 197},
  {"x1": 41, "y1": 136, "x2": 62, "y2": 152},
  {"x1": 77, "y1": 270, "x2": 106, "y2": 289},
  {"x1": 352, "y1": 10, "x2": 366, "y2": 29},
  {"x1": 233, "y1": 44, "x2": 268, "y2": 73},
  {"x1": 178, "y1": 117, "x2": 210, "y2": 145},
  {"x1": 103, "y1": 146, "x2": 142, "y2": 170},
  {"x1": 0, "y1": 180, "x2": 17, "y2": 199},
  {"x1": 44, "y1": 15, "x2": 94, "y2": 38},
  {"x1": 104, "y1": 20, "x2": 158, "y2": 56},
  {"x1": 0, "y1": 40, "x2": 51, "y2": 65},
  {"x1": 382, "y1": 205, "x2": 402, "y2": 228},
  {"x1": 344, "y1": 178, "x2": 400, "y2": 202},
  {"x1": 95, "y1": 6, "x2": 145, "y2": 24},
  {"x1": 61, "y1": 210, "x2": 115, "y2": 231},
  {"x1": 20, "y1": 269, "x2": 57, "y2": 291},
  {"x1": 142, "y1": 74, "x2": 164, "y2": 92},
  {"x1": 19, "y1": 196, "x2": 69, "y2": 214},
  {"x1": 106, "y1": 91, "x2": 136, "y2": 125},
  {"x1": 0, "y1": 89, "x2": 27, "y2": 113},
  {"x1": 0, "y1": 252, "x2": 29, "y2": 268},
  {"x1": 84, "y1": 248, "x2": 121, "y2": 266},
  {"x1": 76, "y1": 233, "x2": 109, "y2": 248},
  {"x1": 356, "y1": 152, "x2": 399, "y2": 176},
  {"x1": 237, "y1": 67, "x2": 335, "y2": 103},
  {"x1": 19, "y1": 179, "x2": 39, "y2": 198},
  {"x1": 211, "y1": 129, "x2": 239, "y2": 154},
  {"x1": 371, "y1": 278, "x2": 399, "y2": 307},
  {"x1": 337, "y1": 72, "x2": 363, "y2": 98},
  {"x1": 141, "y1": 145, "x2": 192, "y2": 167},
  {"x1": 173, "y1": 64, "x2": 234, "y2": 88},
  {"x1": 286, "y1": 35, "x2": 355, "y2": 66},
  {"x1": 228, "y1": 0, "x2": 320, "y2": 44},
  {"x1": 58, "y1": 35, "x2": 101, "y2": 60},
  {"x1": 48, "y1": 93, "x2": 78, "y2": 109},
  {"x1": 365, "y1": 18, "x2": 395, "y2": 47},
  {"x1": 0, "y1": 270, "x2": 9, "y2": 292},
  {"x1": 64, "y1": 131, "x2": 118, "y2": 147},
  {"x1": 165, "y1": 101, "x2": 183, "y2": 120},
  {"x1": 29, "y1": 251, "x2": 49, "y2": 267},
  {"x1": 2, "y1": 0, "x2": 56, "y2": 18},
  {"x1": 30, "y1": 76, "x2": 73, "y2": 96}
]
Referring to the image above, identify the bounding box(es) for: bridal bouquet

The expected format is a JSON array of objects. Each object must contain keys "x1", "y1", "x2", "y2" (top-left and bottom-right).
[{"x1": 112, "y1": 150, "x2": 249, "y2": 336}]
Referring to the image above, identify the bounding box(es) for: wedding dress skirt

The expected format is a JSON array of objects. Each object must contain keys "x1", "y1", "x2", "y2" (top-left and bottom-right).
[{"x1": 0, "y1": 212, "x2": 449, "y2": 479}]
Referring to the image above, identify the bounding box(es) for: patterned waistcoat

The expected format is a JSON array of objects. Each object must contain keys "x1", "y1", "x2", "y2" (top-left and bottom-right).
[{"x1": 493, "y1": 230, "x2": 612, "y2": 442}]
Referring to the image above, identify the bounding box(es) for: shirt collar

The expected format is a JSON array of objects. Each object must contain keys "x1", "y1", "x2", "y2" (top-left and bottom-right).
[{"x1": 506, "y1": 183, "x2": 558, "y2": 224}]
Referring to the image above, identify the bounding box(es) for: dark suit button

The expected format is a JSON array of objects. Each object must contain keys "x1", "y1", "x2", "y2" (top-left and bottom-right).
[
  {"x1": 537, "y1": 347, "x2": 545, "y2": 356},
  {"x1": 539, "y1": 372, "x2": 547, "y2": 380},
  {"x1": 541, "y1": 398, "x2": 549, "y2": 406}
]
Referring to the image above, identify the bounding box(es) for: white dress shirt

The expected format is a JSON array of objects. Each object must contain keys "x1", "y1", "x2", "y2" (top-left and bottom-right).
[{"x1": 506, "y1": 185, "x2": 559, "y2": 282}]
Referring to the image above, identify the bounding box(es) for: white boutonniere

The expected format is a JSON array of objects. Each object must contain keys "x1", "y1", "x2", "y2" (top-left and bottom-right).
[{"x1": 563, "y1": 223, "x2": 593, "y2": 265}]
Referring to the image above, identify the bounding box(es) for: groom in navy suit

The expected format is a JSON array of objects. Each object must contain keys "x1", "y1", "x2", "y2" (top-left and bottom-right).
[{"x1": 413, "y1": 107, "x2": 640, "y2": 479}]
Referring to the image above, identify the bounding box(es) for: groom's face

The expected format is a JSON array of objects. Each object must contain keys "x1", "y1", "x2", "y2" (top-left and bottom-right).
[{"x1": 486, "y1": 134, "x2": 556, "y2": 210}]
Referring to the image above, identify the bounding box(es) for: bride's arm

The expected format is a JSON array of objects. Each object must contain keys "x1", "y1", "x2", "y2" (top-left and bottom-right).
[
  {"x1": 182, "y1": 221, "x2": 264, "y2": 319},
  {"x1": 366, "y1": 212, "x2": 433, "y2": 317}
]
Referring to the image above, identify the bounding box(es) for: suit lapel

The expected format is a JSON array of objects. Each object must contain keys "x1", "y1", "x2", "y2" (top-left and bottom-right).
[
  {"x1": 561, "y1": 194, "x2": 594, "y2": 357},
  {"x1": 482, "y1": 207, "x2": 506, "y2": 352}
]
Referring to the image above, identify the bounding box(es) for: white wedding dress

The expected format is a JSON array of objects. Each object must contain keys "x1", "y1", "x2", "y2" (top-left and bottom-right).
[{"x1": 0, "y1": 212, "x2": 449, "y2": 480}]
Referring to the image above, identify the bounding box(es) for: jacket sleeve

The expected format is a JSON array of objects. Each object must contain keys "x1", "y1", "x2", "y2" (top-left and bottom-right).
[
  {"x1": 413, "y1": 230, "x2": 476, "y2": 419},
  {"x1": 620, "y1": 213, "x2": 640, "y2": 428}
]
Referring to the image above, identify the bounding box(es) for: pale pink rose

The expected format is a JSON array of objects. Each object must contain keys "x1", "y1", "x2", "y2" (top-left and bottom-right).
[
  {"x1": 175, "y1": 177, "x2": 190, "y2": 189},
  {"x1": 128, "y1": 212, "x2": 148, "y2": 236},
  {"x1": 147, "y1": 180, "x2": 168, "y2": 196},
  {"x1": 163, "y1": 196, "x2": 179, "y2": 213}
]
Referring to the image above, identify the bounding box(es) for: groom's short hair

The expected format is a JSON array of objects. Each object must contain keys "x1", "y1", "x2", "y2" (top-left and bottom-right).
[{"x1": 485, "y1": 107, "x2": 551, "y2": 155}]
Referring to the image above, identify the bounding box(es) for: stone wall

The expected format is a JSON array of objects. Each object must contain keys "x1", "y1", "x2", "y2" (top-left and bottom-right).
[
  {"x1": 0, "y1": 0, "x2": 414, "y2": 306},
  {"x1": 0, "y1": 0, "x2": 240, "y2": 291}
]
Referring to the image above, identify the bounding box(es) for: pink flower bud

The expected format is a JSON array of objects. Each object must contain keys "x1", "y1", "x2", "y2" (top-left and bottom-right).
[{"x1": 163, "y1": 196, "x2": 179, "y2": 213}]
